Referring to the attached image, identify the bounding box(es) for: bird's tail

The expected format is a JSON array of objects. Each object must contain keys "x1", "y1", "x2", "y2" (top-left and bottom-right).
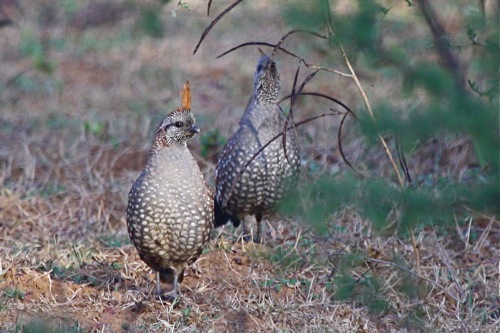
[
  {"x1": 159, "y1": 267, "x2": 174, "y2": 283},
  {"x1": 214, "y1": 197, "x2": 241, "y2": 228}
]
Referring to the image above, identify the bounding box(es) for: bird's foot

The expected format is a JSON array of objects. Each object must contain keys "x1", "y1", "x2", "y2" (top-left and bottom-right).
[
  {"x1": 241, "y1": 234, "x2": 261, "y2": 243},
  {"x1": 158, "y1": 291, "x2": 180, "y2": 305}
]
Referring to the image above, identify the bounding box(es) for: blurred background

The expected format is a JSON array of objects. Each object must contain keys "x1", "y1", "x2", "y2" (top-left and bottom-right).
[{"x1": 0, "y1": 0, "x2": 498, "y2": 331}]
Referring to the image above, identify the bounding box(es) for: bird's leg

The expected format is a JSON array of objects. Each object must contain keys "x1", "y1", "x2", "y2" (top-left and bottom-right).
[
  {"x1": 241, "y1": 215, "x2": 263, "y2": 243},
  {"x1": 173, "y1": 273, "x2": 180, "y2": 297},
  {"x1": 155, "y1": 271, "x2": 162, "y2": 295},
  {"x1": 161, "y1": 271, "x2": 180, "y2": 302},
  {"x1": 254, "y1": 212, "x2": 263, "y2": 243},
  {"x1": 242, "y1": 215, "x2": 254, "y2": 242},
  {"x1": 242, "y1": 217, "x2": 249, "y2": 241}
]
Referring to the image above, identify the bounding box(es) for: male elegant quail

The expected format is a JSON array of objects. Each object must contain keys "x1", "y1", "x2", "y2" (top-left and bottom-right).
[
  {"x1": 127, "y1": 82, "x2": 213, "y2": 299},
  {"x1": 214, "y1": 55, "x2": 300, "y2": 242}
]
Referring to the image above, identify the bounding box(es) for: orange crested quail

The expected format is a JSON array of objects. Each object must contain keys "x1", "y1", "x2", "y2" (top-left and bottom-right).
[
  {"x1": 127, "y1": 81, "x2": 213, "y2": 299},
  {"x1": 214, "y1": 54, "x2": 300, "y2": 242}
]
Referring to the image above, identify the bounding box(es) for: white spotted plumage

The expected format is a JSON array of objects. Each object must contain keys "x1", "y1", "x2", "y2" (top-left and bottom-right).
[
  {"x1": 215, "y1": 55, "x2": 300, "y2": 242},
  {"x1": 127, "y1": 108, "x2": 213, "y2": 299}
]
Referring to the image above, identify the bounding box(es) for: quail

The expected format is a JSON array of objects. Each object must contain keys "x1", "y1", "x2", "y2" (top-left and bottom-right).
[
  {"x1": 127, "y1": 81, "x2": 213, "y2": 299},
  {"x1": 214, "y1": 54, "x2": 300, "y2": 242}
]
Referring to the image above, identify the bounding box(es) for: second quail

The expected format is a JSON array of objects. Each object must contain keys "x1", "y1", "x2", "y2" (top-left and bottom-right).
[{"x1": 214, "y1": 54, "x2": 300, "y2": 242}]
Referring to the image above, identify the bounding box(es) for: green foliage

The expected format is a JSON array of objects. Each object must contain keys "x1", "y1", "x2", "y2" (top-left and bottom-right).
[
  {"x1": 138, "y1": 8, "x2": 164, "y2": 38},
  {"x1": 281, "y1": 0, "x2": 499, "y2": 319},
  {"x1": 17, "y1": 319, "x2": 83, "y2": 333},
  {"x1": 255, "y1": 277, "x2": 314, "y2": 295},
  {"x1": 2, "y1": 287, "x2": 25, "y2": 300},
  {"x1": 283, "y1": 0, "x2": 499, "y2": 230},
  {"x1": 254, "y1": 243, "x2": 306, "y2": 272},
  {"x1": 62, "y1": 0, "x2": 79, "y2": 19},
  {"x1": 280, "y1": 174, "x2": 357, "y2": 234},
  {"x1": 181, "y1": 306, "x2": 192, "y2": 326},
  {"x1": 200, "y1": 129, "x2": 227, "y2": 159},
  {"x1": 286, "y1": 171, "x2": 498, "y2": 235},
  {"x1": 84, "y1": 119, "x2": 118, "y2": 145},
  {"x1": 19, "y1": 30, "x2": 56, "y2": 74},
  {"x1": 333, "y1": 273, "x2": 389, "y2": 314},
  {"x1": 84, "y1": 120, "x2": 105, "y2": 138},
  {"x1": 283, "y1": 1, "x2": 326, "y2": 31},
  {"x1": 98, "y1": 234, "x2": 131, "y2": 248}
]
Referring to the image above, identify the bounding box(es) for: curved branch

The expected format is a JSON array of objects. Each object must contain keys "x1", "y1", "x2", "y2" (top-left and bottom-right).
[
  {"x1": 217, "y1": 42, "x2": 300, "y2": 59},
  {"x1": 279, "y1": 92, "x2": 356, "y2": 118},
  {"x1": 272, "y1": 29, "x2": 327, "y2": 57}
]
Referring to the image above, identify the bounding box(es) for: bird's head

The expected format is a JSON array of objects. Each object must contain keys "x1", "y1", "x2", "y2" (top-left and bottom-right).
[
  {"x1": 154, "y1": 110, "x2": 199, "y2": 148},
  {"x1": 151, "y1": 81, "x2": 200, "y2": 151},
  {"x1": 253, "y1": 55, "x2": 280, "y2": 104}
]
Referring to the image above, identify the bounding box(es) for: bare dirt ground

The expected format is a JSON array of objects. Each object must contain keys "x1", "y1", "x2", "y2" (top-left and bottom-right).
[{"x1": 0, "y1": 0, "x2": 498, "y2": 332}]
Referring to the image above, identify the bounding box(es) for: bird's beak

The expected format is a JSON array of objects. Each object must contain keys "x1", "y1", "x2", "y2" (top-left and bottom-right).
[{"x1": 189, "y1": 125, "x2": 200, "y2": 134}]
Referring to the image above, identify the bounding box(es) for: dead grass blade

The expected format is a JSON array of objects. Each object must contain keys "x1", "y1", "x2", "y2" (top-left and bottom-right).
[{"x1": 193, "y1": 0, "x2": 244, "y2": 55}]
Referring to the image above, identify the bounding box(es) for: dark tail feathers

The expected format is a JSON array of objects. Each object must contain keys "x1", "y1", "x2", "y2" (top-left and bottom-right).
[
  {"x1": 159, "y1": 267, "x2": 184, "y2": 284},
  {"x1": 214, "y1": 197, "x2": 241, "y2": 228}
]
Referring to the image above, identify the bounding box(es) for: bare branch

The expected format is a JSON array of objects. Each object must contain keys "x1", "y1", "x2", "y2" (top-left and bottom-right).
[
  {"x1": 217, "y1": 42, "x2": 300, "y2": 59},
  {"x1": 417, "y1": 0, "x2": 467, "y2": 92},
  {"x1": 207, "y1": 0, "x2": 213, "y2": 16},
  {"x1": 279, "y1": 92, "x2": 355, "y2": 118},
  {"x1": 271, "y1": 29, "x2": 327, "y2": 57},
  {"x1": 282, "y1": 64, "x2": 302, "y2": 166},
  {"x1": 338, "y1": 109, "x2": 361, "y2": 174}
]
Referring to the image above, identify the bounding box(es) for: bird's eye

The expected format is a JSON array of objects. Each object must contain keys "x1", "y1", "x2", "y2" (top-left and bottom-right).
[{"x1": 174, "y1": 121, "x2": 183, "y2": 128}]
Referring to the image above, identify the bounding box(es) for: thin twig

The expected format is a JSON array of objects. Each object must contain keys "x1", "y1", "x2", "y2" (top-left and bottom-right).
[
  {"x1": 365, "y1": 257, "x2": 460, "y2": 303},
  {"x1": 303, "y1": 64, "x2": 352, "y2": 77},
  {"x1": 282, "y1": 64, "x2": 302, "y2": 166},
  {"x1": 217, "y1": 42, "x2": 300, "y2": 59},
  {"x1": 217, "y1": 42, "x2": 352, "y2": 77},
  {"x1": 207, "y1": 0, "x2": 214, "y2": 16},
  {"x1": 279, "y1": 92, "x2": 355, "y2": 117},
  {"x1": 271, "y1": 29, "x2": 327, "y2": 57},
  {"x1": 330, "y1": 250, "x2": 462, "y2": 304}
]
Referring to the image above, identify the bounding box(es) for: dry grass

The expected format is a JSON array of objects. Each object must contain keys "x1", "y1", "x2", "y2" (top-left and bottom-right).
[{"x1": 0, "y1": 0, "x2": 498, "y2": 332}]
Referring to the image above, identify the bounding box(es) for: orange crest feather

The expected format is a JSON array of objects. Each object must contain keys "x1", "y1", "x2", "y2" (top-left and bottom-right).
[{"x1": 180, "y1": 81, "x2": 191, "y2": 111}]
